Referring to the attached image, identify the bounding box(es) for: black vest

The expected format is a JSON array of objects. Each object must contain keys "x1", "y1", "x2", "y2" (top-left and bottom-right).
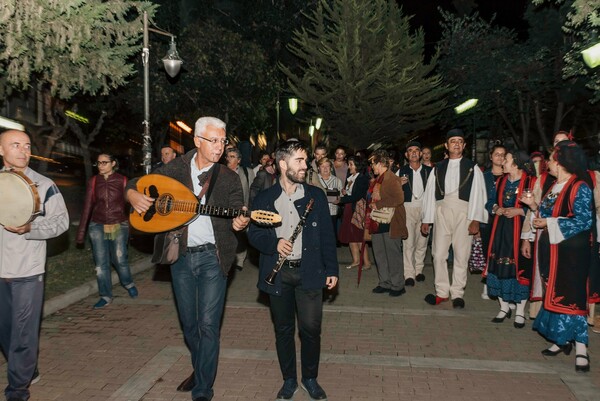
[
  {"x1": 399, "y1": 164, "x2": 432, "y2": 203},
  {"x1": 434, "y1": 158, "x2": 476, "y2": 201}
]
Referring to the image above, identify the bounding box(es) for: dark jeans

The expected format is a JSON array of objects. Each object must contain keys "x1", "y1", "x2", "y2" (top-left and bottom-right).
[
  {"x1": 269, "y1": 265, "x2": 323, "y2": 381},
  {"x1": 171, "y1": 247, "x2": 226, "y2": 401},
  {"x1": 0, "y1": 274, "x2": 44, "y2": 401}
]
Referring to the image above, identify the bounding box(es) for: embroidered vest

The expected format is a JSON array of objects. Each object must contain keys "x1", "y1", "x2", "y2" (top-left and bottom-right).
[{"x1": 434, "y1": 158, "x2": 476, "y2": 201}]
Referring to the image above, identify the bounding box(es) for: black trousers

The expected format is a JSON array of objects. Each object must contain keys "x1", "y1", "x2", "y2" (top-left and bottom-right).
[{"x1": 269, "y1": 265, "x2": 323, "y2": 380}]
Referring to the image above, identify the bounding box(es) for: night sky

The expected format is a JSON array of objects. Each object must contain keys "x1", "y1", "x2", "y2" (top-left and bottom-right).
[{"x1": 400, "y1": 0, "x2": 531, "y2": 50}]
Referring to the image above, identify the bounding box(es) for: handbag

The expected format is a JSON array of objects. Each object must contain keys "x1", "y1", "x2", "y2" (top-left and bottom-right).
[
  {"x1": 468, "y1": 236, "x2": 486, "y2": 274},
  {"x1": 351, "y1": 199, "x2": 366, "y2": 229},
  {"x1": 152, "y1": 228, "x2": 184, "y2": 264},
  {"x1": 370, "y1": 207, "x2": 395, "y2": 224}
]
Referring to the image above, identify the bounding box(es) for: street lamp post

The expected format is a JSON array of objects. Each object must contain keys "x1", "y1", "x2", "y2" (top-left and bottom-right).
[
  {"x1": 275, "y1": 95, "x2": 298, "y2": 140},
  {"x1": 142, "y1": 11, "x2": 183, "y2": 174}
]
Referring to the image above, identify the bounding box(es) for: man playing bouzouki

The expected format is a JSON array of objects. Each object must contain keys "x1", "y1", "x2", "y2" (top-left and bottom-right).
[
  {"x1": 0, "y1": 129, "x2": 69, "y2": 401},
  {"x1": 127, "y1": 117, "x2": 250, "y2": 401}
]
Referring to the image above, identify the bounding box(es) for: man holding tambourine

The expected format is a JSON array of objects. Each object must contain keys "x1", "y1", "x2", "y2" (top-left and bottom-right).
[{"x1": 0, "y1": 129, "x2": 69, "y2": 401}]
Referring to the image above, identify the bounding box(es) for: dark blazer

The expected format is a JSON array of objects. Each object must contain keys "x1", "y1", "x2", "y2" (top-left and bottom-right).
[
  {"x1": 126, "y1": 149, "x2": 243, "y2": 275},
  {"x1": 339, "y1": 173, "x2": 369, "y2": 211},
  {"x1": 249, "y1": 168, "x2": 276, "y2": 207},
  {"x1": 248, "y1": 181, "x2": 339, "y2": 296}
]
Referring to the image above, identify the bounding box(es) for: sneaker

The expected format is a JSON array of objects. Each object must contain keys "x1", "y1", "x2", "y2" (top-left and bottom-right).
[
  {"x1": 301, "y1": 378, "x2": 327, "y2": 400},
  {"x1": 127, "y1": 286, "x2": 138, "y2": 298},
  {"x1": 93, "y1": 298, "x2": 111, "y2": 309},
  {"x1": 424, "y1": 294, "x2": 449, "y2": 305},
  {"x1": 276, "y1": 378, "x2": 298, "y2": 400},
  {"x1": 31, "y1": 368, "x2": 40, "y2": 384}
]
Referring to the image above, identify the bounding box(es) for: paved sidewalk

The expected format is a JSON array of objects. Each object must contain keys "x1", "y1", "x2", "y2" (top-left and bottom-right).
[{"x1": 1, "y1": 247, "x2": 599, "y2": 401}]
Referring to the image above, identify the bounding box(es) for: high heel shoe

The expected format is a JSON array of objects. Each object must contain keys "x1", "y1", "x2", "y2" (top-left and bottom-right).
[
  {"x1": 575, "y1": 354, "x2": 590, "y2": 373},
  {"x1": 541, "y1": 342, "x2": 573, "y2": 356},
  {"x1": 513, "y1": 314, "x2": 525, "y2": 329},
  {"x1": 345, "y1": 264, "x2": 359, "y2": 270},
  {"x1": 491, "y1": 309, "x2": 512, "y2": 323}
]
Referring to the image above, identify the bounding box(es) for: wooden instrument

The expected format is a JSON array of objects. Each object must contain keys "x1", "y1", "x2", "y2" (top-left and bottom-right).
[
  {"x1": 0, "y1": 170, "x2": 41, "y2": 227},
  {"x1": 129, "y1": 174, "x2": 281, "y2": 233},
  {"x1": 265, "y1": 198, "x2": 314, "y2": 285}
]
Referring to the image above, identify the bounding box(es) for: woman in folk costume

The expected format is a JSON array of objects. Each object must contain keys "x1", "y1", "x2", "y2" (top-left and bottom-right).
[
  {"x1": 521, "y1": 141, "x2": 595, "y2": 372},
  {"x1": 484, "y1": 150, "x2": 535, "y2": 328}
]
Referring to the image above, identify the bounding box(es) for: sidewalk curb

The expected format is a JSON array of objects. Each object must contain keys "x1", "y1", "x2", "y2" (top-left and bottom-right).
[{"x1": 43, "y1": 256, "x2": 155, "y2": 317}]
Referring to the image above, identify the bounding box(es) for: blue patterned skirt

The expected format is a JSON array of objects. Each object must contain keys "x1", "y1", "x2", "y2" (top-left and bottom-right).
[
  {"x1": 532, "y1": 307, "x2": 588, "y2": 345},
  {"x1": 486, "y1": 273, "x2": 529, "y2": 302}
]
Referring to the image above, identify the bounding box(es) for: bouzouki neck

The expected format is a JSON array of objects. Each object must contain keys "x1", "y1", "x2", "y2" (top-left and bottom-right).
[{"x1": 197, "y1": 204, "x2": 248, "y2": 218}]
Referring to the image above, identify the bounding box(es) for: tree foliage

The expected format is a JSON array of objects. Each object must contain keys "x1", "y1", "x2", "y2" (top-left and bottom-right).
[
  {"x1": 437, "y1": 7, "x2": 597, "y2": 151},
  {"x1": 533, "y1": 0, "x2": 600, "y2": 102},
  {"x1": 0, "y1": 0, "x2": 156, "y2": 100},
  {"x1": 280, "y1": 0, "x2": 451, "y2": 147}
]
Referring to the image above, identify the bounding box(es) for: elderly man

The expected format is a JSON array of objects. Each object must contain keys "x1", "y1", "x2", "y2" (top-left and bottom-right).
[
  {"x1": 0, "y1": 130, "x2": 69, "y2": 401},
  {"x1": 421, "y1": 129, "x2": 488, "y2": 309},
  {"x1": 127, "y1": 117, "x2": 250, "y2": 401},
  {"x1": 397, "y1": 141, "x2": 432, "y2": 287},
  {"x1": 225, "y1": 147, "x2": 255, "y2": 270}
]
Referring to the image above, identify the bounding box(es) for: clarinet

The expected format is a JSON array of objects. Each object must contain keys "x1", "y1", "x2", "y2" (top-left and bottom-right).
[{"x1": 264, "y1": 198, "x2": 314, "y2": 286}]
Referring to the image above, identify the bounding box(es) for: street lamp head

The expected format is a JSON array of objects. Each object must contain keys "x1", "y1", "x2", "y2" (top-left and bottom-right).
[
  {"x1": 454, "y1": 98, "x2": 478, "y2": 114},
  {"x1": 315, "y1": 117, "x2": 323, "y2": 130},
  {"x1": 288, "y1": 98, "x2": 298, "y2": 115},
  {"x1": 582, "y1": 42, "x2": 600, "y2": 69},
  {"x1": 309, "y1": 125, "x2": 315, "y2": 137},
  {"x1": 163, "y1": 38, "x2": 183, "y2": 78}
]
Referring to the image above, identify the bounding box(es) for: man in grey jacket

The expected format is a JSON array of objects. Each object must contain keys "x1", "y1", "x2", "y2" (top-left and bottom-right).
[
  {"x1": 127, "y1": 117, "x2": 249, "y2": 401},
  {"x1": 0, "y1": 129, "x2": 69, "y2": 401}
]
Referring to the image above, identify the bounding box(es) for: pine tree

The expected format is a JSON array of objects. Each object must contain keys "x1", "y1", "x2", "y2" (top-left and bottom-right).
[
  {"x1": 280, "y1": 0, "x2": 451, "y2": 147},
  {"x1": 0, "y1": 0, "x2": 157, "y2": 100}
]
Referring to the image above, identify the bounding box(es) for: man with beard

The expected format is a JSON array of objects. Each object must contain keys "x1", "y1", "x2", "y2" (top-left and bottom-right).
[
  {"x1": 127, "y1": 117, "x2": 250, "y2": 401},
  {"x1": 248, "y1": 140, "x2": 338, "y2": 401}
]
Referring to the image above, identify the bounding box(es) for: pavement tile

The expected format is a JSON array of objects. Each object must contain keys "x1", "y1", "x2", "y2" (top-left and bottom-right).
[{"x1": 0, "y1": 247, "x2": 598, "y2": 400}]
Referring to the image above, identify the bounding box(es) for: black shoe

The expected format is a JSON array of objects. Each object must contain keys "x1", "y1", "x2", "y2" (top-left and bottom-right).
[
  {"x1": 452, "y1": 298, "x2": 465, "y2": 309},
  {"x1": 235, "y1": 265, "x2": 244, "y2": 271},
  {"x1": 513, "y1": 314, "x2": 526, "y2": 329},
  {"x1": 389, "y1": 288, "x2": 406, "y2": 297},
  {"x1": 491, "y1": 309, "x2": 512, "y2": 323},
  {"x1": 7, "y1": 398, "x2": 26, "y2": 401},
  {"x1": 424, "y1": 294, "x2": 449, "y2": 305},
  {"x1": 177, "y1": 372, "x2": 195, "y2": 392},
  {"x1": 415, "y1": 273, "x2": 426, "y2": 282},
  {"x1": 276, "y1": 378, "x2": 299, "y2": 400},
  {"x1": 541, "y1": 343, "x2": 573, "y2": 356},
  {"x1": 404, "y1": 278, "x2": 415, "y2": 287},
  {"x1": 301, "y1": 378, "x2": 327, "y2": 400},
  {"x1": 193, "y1": 398, "x2": 210, "y2": 401},
  {"x1": 372, "y1": 286, "x2": 390, "y2": 294},
  {"x1": 575, "y1": 354, "x2": 591, "y2": 373}
]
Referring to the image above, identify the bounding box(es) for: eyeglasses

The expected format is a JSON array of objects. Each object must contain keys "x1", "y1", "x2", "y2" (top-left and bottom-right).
[
  {"x1": 198, "y1": 136, "x2": 229, "y2": 145},
  {"x1": 95, "y1": 161, "x2": 111, "y2": 166}
]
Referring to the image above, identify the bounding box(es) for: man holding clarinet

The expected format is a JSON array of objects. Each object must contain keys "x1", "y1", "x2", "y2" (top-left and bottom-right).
[{"x1": 248, "y1": 139, "x2": 338, "y2": 401}]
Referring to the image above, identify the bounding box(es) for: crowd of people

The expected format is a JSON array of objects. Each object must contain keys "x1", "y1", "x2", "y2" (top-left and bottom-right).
[{"x1": 2, "y1": 120, "x2": 599, "y2": 401}]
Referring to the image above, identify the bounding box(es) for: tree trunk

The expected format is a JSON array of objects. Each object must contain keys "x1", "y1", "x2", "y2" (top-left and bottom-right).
[{"x1": 534, "y1": 100, "x2": 551, "y2": 150}]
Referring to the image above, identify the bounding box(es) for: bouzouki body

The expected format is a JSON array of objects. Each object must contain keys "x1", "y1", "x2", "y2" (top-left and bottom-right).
[{"x1": 130, "y1": 174, "x2": 280, "y2": 233}]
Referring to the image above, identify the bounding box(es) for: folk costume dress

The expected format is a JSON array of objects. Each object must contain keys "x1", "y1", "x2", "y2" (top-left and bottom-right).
[
  {"x1": 532, "y1": 176, "x2": 593, "y2": 345},
  {"x1": 484, "y1": 173, "x2": 535, "y2": 302}
]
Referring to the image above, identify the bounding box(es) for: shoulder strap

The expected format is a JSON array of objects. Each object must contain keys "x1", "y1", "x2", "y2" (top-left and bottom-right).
[{"x1": 204, "y1": 163, "x2": 220, "y2": 202}]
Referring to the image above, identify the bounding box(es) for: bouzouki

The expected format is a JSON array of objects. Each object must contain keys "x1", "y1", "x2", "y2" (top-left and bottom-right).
[{"x1": 130, "y1": 174, "x2": 281, "y2": 233}]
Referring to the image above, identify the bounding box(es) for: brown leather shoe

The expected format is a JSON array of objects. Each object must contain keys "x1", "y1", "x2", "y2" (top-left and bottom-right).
[{"x1": 177, "y1": 372, "x2": 195, "y2": 392}]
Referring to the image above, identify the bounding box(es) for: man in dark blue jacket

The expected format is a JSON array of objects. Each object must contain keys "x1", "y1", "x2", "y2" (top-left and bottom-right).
[{"x1": 248, "y1": 140, "x2": 338, "y2": 401}]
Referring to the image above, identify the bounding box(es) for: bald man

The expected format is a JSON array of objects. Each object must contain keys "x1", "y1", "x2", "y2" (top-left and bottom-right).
[{"x1": 0, "y1": 130, "x2": 69, "y2": 401}]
